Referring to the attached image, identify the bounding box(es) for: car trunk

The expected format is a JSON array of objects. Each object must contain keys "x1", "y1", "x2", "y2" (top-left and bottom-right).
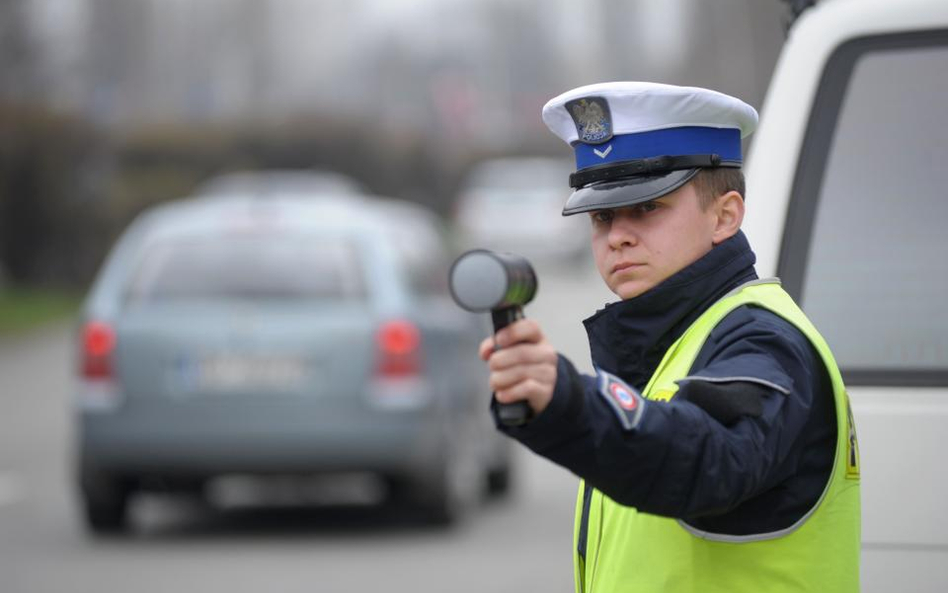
[{"x1": 113, "y1": 302, "x2": 377, "y2": 407}]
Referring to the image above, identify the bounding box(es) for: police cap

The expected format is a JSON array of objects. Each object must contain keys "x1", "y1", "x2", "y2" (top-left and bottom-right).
[{"x1": 541, "y1": 82, "x2": 758, "y2": 216}]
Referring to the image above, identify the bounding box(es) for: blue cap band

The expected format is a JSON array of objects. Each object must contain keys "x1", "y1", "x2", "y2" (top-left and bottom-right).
[{"x1": 573, "y1": 126, "x2": 742, "y2": 171}]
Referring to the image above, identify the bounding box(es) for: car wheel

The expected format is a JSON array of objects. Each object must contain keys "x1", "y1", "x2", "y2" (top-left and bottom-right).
[
  {"x1": 399, "y1": 420, "x2": 484, "y2": 526},
  {"x1": 486, "y1": 462, "x2": 513, "y2": 498},
  {"x1": 80, "y1": 472, "x2": 132, "y2": 534},
  {"x1": 483, "y1": 432, "x2": 514, "y2": 499},
  {"x1": 426, "y1": 439, "x2": 482, "y2": 525}
]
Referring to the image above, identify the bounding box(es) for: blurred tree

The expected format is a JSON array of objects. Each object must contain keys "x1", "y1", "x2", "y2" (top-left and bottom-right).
[
  {"x1": 0, "y1": 0, "x2": 40, "y2": 283},
  {"x1": 0, "y1": 106, "x2": 108, "y2": 285},
  {"x1": 0, "y1": 1, "x2": 110, "y2": 286},
  {"x1": 0, "y1": 1, "x2": 40, "y2": 103}
]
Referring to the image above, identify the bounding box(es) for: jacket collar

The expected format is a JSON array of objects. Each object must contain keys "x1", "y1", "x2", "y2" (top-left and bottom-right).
[{"x1": 582, "y1": 230, "x2": 758, "y2": 389}]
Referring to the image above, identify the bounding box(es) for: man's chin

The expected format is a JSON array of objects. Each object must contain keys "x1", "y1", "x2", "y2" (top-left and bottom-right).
[{"x1": 613, "y1": 280, "x2": 654, "y2": 300}]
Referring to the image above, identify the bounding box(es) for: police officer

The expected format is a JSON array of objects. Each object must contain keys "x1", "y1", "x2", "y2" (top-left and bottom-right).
[{"x1": 478, "y1": 82, "x2": 860, "y2": 592}]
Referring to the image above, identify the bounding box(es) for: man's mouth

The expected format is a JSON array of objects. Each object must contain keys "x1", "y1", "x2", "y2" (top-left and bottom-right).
[{"x1": 612, "y1": 262, "x2": 644, "y2": 274}]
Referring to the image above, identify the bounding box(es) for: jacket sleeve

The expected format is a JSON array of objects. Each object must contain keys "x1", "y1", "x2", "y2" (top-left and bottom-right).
[{"x1": 494, "y1": 309, "x2": 830, "y2": 520}]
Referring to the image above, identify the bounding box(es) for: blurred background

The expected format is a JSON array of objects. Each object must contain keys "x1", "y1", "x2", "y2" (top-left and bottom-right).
[
  {"x1": 0, "y1": 0, "x2": 787, "y2": 289},
  {"x1": 1, "y1": 1, "x2": 791, "y2": 592}
]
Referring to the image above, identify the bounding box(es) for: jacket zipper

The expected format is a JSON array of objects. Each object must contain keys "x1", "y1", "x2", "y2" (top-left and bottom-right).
[{"x1": 577, "y1": 482, "x2": 593, "y2": 592}]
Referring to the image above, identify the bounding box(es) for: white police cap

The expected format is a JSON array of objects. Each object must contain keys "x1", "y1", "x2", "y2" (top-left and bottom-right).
[{"x1": 541, "y1": 81, "x2": 758, "y2": 215}]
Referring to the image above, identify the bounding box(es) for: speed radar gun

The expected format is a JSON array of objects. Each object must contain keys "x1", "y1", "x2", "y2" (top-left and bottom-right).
[{"x1": 449, "y1": 249, "x2": 538, "y2": 427}]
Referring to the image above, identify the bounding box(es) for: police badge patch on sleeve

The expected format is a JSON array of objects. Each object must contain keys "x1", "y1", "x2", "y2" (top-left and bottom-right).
[{"x1": 596, "y1": 368, "x2": 646, "y2": 431}]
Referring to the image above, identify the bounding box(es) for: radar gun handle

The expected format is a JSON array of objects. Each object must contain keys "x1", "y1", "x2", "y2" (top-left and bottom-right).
[{"x1": 492, "y1": 305, "x2": 534, "y2": 427}]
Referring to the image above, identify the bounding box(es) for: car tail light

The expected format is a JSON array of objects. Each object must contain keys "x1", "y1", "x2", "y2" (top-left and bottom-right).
[
  {"x1": 82, "y1": 321, "x2": 115, "y2": 380},
  {"x1": 376, "y1": 320, "x2": 422, "y2": 377}
]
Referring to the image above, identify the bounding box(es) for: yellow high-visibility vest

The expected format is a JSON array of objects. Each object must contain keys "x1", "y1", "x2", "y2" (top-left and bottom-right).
[{"x1": 574, "y1": 280, "x2": 860, "y2": 593}]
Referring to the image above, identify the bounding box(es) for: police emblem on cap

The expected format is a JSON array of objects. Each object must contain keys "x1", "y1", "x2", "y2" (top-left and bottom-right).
[{"x1": 566, "y1": 96, "x2": 612, "y2": 144}]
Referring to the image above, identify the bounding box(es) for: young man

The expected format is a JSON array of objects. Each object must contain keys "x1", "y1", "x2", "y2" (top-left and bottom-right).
[{"x1": 479, "y1": 82, "x2": 860, "y2": 592}]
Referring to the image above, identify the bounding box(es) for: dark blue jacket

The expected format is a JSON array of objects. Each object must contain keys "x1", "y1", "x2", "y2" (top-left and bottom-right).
[{"x1": 495, "y1": 231, "x2": 836, "y2": 537}]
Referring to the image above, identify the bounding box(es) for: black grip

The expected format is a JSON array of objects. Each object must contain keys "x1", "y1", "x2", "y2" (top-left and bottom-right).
[{"x1": 491, "y1": 306, "x2": 534, "y2": 427}]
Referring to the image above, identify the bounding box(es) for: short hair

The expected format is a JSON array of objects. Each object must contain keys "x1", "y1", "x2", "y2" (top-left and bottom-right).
[{"x1": 690, "y1": 167, "x2": 745, "y2": 209}]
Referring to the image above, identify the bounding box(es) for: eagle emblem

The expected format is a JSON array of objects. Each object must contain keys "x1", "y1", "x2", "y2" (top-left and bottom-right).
[{"x1": 566, "y1": 96, "x2": 613, "y2": 144}]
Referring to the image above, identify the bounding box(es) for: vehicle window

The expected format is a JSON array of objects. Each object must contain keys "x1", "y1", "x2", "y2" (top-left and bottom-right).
[
  {"x1": 125, "y1": 235, "x2": 366, "y2": 303},
  {"x1": 388, "y1": 224, "x2": 451, "y2": 297},
  {"x1": 783, "y1": 35, "x2": 948, "y2": 382}
]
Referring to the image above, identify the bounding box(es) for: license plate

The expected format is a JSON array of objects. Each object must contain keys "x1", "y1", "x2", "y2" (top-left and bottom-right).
[{"x1": 196, "y1": 355, "x2": 307, "y2": 391}]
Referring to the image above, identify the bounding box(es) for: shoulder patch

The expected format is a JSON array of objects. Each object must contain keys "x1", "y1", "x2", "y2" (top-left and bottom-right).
[{"x1": 596, "y1": 368, "x2": 646, "y2": 431}]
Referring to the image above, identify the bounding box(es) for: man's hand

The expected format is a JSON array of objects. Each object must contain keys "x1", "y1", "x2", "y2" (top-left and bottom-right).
[{"x1": 478, "y1": 318, "x2": 558, "y2": 415}]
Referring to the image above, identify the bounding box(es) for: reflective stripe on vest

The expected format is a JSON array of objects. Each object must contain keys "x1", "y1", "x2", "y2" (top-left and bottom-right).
[{"x1": 573, "y1": 279, "x2": 860, "y2": 593}]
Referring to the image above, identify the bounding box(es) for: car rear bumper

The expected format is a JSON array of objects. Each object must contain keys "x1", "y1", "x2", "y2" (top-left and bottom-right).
[{"x1": 77, "y1": 398, "x2": 450, "y2": 479}]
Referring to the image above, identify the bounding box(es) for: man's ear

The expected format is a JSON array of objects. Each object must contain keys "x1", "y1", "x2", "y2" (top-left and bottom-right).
[{"x1": 711, "y1": 190, "x2": 744, "y2": 245}]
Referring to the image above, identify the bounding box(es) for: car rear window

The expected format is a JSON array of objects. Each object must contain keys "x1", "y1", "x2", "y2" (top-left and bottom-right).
[
  {"x1": 125, "y1": 235, "x2": 366, "y2": 303},
  {"x1": 781, "y1": 33, "x2": 948, "y2": 383}
]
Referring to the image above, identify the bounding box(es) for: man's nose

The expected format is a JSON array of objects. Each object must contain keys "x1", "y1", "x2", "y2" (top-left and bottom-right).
[{"x1": 608, "y1": 217, "x2": 638, "y2": 249}]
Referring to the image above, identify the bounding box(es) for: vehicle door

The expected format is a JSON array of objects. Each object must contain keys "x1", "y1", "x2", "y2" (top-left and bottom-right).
[{"x1": 776, "y1": 29, "x2": 948, "y2": 593}]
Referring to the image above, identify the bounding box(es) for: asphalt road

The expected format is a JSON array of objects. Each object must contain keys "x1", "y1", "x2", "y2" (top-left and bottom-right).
[{"x1": 0, "y1": 261, "x2": 615, "y2": 593}]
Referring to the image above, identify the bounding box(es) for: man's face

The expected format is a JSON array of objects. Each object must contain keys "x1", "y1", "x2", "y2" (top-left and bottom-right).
[{"x1": 589, "y1": 183, "x2": 719, "y2": 300}]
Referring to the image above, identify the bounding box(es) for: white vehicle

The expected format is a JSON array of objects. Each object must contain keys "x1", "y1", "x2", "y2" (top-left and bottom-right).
[
  {"x1": 744, "y1": 0, "x2": 948, "y2": 589},
  {"x1": 453, "y1": 157, "x2": 590, "y2": 264}
]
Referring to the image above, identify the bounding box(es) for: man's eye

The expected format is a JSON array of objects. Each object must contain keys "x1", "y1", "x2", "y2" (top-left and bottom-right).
[
  {"x1": 634, "y1": 202, "x2": 659, "y2": 214},
  {"x1": 591, "y1": 210, "x2": 613, "y2": 224}
]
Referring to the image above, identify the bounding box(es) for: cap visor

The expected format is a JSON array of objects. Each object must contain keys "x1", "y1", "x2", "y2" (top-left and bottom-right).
[{"x1": 562, "y1": 168, "x2": 700, "y2": 216}]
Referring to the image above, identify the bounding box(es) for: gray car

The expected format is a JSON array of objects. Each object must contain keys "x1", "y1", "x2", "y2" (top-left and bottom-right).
[{"x1": 74, "y1": 189, "x2": 509, "y2": 532}]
